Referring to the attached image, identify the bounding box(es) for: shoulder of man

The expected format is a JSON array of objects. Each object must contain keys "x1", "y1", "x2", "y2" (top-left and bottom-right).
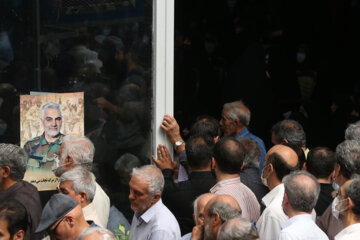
[{"x1": 23, "y1": 136, "x2": 42, "y2": 151}]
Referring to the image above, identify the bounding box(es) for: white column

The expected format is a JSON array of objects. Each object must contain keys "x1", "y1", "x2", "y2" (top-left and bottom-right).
[{"x1": 152, "y1": 0, "x2": 174, "y2": 157}]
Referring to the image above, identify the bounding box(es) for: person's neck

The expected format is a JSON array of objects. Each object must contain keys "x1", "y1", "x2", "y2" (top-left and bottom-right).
[
  {"x1": 216, "y1": 172, "x2": 239, "y2": 182},
  {"x1": 268, "y1": 177, "x2": 281, "y2": 191},
  {"x1": 235, "y1": 126, "x2": 246, "y2": 135},
  {"x1": 191, "y1": 165, "x2": 211, "y2": 172},
  {"x1": 317, "y1": 177, "x2": 332, "y2": 184},
  {"x1": 75, "y1": 219, "x2": 90, "y2": 238},
  {"x1": 44, "y1": 134, "x2": 59, "y2": 143},
  {"x1": 287, "y1": 210, "x2": 310, "y2": 219},
  {"x1": 342, "y1": 211, "x2": 360, "y2": 228},
  {"x1": 0, "y1": 178, "x2": 18, "y2": 192}
]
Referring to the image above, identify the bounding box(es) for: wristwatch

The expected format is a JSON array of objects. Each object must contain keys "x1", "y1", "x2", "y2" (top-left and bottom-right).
[{"x1": 174, "y1": 140, "x2": 185, "y2": 150}]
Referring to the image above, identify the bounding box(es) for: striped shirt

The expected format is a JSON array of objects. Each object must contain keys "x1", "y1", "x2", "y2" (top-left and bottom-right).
[{"x1": 210, "y1": 177, "x2": 260, "y2": 222}]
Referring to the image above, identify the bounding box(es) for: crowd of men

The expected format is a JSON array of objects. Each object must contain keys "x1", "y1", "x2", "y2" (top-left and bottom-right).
[{"x1": 1, "y1": 100, "x2": 360, "y2": 240}]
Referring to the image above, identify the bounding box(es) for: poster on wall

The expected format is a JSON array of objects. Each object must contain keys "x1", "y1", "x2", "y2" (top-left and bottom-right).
[{"x1": 20, "y1": 92, "x2": 84, "y2": 191}]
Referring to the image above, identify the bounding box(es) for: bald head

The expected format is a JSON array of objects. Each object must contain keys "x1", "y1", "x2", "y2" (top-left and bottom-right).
[{"x1": 266, "y1": 145, "x2": 298, "y2": 168}]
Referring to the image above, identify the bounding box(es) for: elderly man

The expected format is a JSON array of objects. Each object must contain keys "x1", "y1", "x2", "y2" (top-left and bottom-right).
[
  {"x1": 237, "y1": 137, "x2": 269, "y2": 211},
  {"x1": 153, "y1": 135, "x2": 217, "y2": 235},
  {"x1": 317, "y1": 140, "x2": 360, "y2": 240},
  {"x1": 129, "y1": 165, "x2": 181, "y2": 240},
  {"x1": 24, "y1": 102, "x2": 64, "y2": 169},
  {"x1": 334, "y1": 177, "x2": 360, "y2": 239},
  {"x1": 217, "y1": 218, "x2": 259, "y2": 240},
  {"x1": 79, "y1": 227, "x2": 116, "y2": 240},
  {"x1": 219, "y1": 100, "x2": 266, "y2": 174},
  {"x1": 305, "y1": 147, "x2": 337, "y2": 216},
  {"x1": 280, "y1": 171, "x2": 328, "y2": 239},
  {"x1": 0, "y1": 143, "x2": 42, "y2": 240},
  {"x1": 59, "y1": 167, "x2": 102, "y2": 227},
  {"x1": 344, "y1": 121, "x2": 360, "y2": 141},
  {"x1": 0, "y1": 199, "x2": 28, "y2": 240},
  {"x1": 210, "y1": 137, "x2": 260, "y2": 223},
  {"x1": 52, "y1": 135, "x2": 110, "y2": 227},
  {"x1": 35, "y1": 193, "x2": 95, "y2": 240},
  {"x1": 181, "y1": 193, "x2": 216, "y2": 240},
  {"x1": 256, "y1": 144, "x2": 300, "y2": 240},
  {"x1": 194, "y1": 195, "x2": 242, "y2": 240}
]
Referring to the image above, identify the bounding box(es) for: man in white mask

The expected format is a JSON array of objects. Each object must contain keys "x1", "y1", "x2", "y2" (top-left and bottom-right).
[{"x1": 256, "y1": 144, "x2": 299, "y2": 240}]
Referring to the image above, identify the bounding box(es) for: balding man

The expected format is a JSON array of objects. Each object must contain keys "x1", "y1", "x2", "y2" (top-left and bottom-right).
[
  {"x1": 256, "y1": 144, "x2": 300, "y2": 240},
  {"x1": 53, "y1": 135, "x2": 110, "y2": 227},
  {"x1": 129, "y1": 165, "x2": 181, "y2": 240},
  {"x1": 181, "y1": 193, "x2": 216, "y2": 240},
  {"x1": 202, "y1": 195, "x2": 242, "y2": 240},
  {"x1": 217, "y1": 218, "x2": 259, "y2": 240},
  {"x1": 219, "y1": 100, "x2": 266, "y2": 174},
  {"x1": 280, "y1": 171, "x2": 328, "y2": 240},
  {"x1": 80, "y1": 227, "x2": 116, "y2": 240}
]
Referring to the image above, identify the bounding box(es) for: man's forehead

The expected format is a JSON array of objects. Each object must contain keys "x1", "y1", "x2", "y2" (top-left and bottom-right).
[{"x1": 44, "y1": 108, "x2": 61, "y2": 116}]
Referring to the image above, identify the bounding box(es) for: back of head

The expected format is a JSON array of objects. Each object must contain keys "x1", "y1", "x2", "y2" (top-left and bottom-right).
[
  {"x1": 190, "y1": 116, "x2": 221, "y2": 139},
  {"x1": 79, "y1": 226, "x2": 116, "y2": 240},
  {"x1": 185, "y1": 135, "x2": 214, "y2": 169},
  {"x1": 271, "y1": 119, "x2": 306, "y2": 147},
  {"x1": 237, "y1": 137, "x2": 260, "y2": 169},
  {"x1": 336, "y1": 140, "x2": 360, "y2": 179},
  {"x1": 60, "y1": 167, "x2": 97, "y2": 203},
  {"x1": 345, "y1": 178, "x2": 360, "y2": 218},
  {"x1": 207, "y1": 195, "x2": 242, "y2": 224},
  {"x1": 0, "y1": 143, "x2": 27, "y2": 180},
  {"x1": 283, "y1": 170, "x2": 320, "y2": 213},
  {"x1": 214, "y1": 137, "x2": 245, "y2": 174},
  {"x1": 131, "y1": 165, "x2": 164, "y2": 195},
  {"x1": 307, "y1": 147, "x2": 336, "y2": 179},
  {"x1": 345, "y1": 121, "x2": 360, "y2": 141},
  {"x1": 62, "y1": 135, "x2": 95, "y2": 170},
  {"x1": 217, "y1": 218, "x2": 259, "y2": 240},
  {"x1": 223, "y1": 100, "x2": 251, "y2": 127},
  {"x1": 266, "y1": 151, "x2": 299, "y2": 181},
  {"x1": 0, "y1": 199, "x2": 27, "y2": 238},
  {"x1": 281, "y1": 142, "x2": 306, "y2": 170},
  {"x1": 114, "y1": 153, "x2": 141, "y2": 174}
]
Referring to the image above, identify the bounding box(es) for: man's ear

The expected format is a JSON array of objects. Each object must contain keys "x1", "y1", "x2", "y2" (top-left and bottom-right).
[
  {"x1": 345, "y1": 197, "x2": 354, "y2": 211},
  {"x1": 65, "y1": 215, "x2": 74, "y2": 227},
  {"x1": 1, "y1": 166, "x2": 11, "y2": 178},
  {"x1": 13, "y1": 229, "x2": 24, "y2": 240},
  {"x1": 212, "y1": 212, "x2": 221, "y2": 226},
  {"x1": 212, "y1": 158, "x2": 217, "y2": 170},
  {"x1": 151, "y1": 193, "x2": 161, "y2": 204},
  {"x1": 64, "y1": 155, "x2": 74, "y2": 166},
  {"x1": 302, "y1": 162, "x2": 307, "y2": 171},
  {"x1": 214, "y1": 136, "x2": 219, "y2": 143},
  {"x1": 79, "y1": 192, "x2": 87, "y2": 204}
]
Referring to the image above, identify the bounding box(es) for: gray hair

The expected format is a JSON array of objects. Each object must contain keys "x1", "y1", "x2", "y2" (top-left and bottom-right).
[
  {"x1": 207, "y1": 200, "x2": 242, "y2": 224},
  {"x1": 217, "y1": 218, "x2": 259, "y2": 240},
  {"x1": 271, "y1": 119, "x2": 306, "y2": 147},
  {"x1": 40, "y1": 102, "x2": 63, "y2": 119},
  {"x1": 335, "y1": 140, "x2": 360, "y2": 179},
  {"x1": 114, "y1": 153, "x2": 141, "y2": 173},
  {"x1": 223, "y1": 100, "x2": 250, "y2": 126},
  {"x1": 237, "y1": 137, "x2": 260, "y2": 168},
  {"x1": 79, "y1": 226, "x2": 116, "y2": 240},
  {"x1": 345, "y1": 121, "x2": 360, "y2": 141},
  {"x1": 61, "y1": 135, "x2": 95, "y2": 171},
  {"x1": 60, "y1": 167, "x2": 96, "y2": 202},
  {"x1": 283, "y1": 170, "x2": 320, "y2": 213},
  {"x1": 131, "y1": 165, "x2": 164, "y2": 195},
  {"x1": 345, "y1": 178, "x2": 360, "y2": 218},
  {"x1": 0, "y1": 144, "x2": 27, "y2": 180}
]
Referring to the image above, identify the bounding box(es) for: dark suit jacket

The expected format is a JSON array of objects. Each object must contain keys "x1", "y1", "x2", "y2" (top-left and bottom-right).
[{"x1": 161, "y1": 169, "x2": 216, "y2": 235}]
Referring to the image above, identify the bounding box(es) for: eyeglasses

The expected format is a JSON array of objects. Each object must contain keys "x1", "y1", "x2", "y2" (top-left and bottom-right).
[{"x1": 47, "y1": 216, "x2": 66, "y2": 236}]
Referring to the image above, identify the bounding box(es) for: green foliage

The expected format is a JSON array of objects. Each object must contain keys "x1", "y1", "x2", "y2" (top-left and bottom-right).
[{"x1": 113, "y1": 224, "x2": 130, "y2": 240}]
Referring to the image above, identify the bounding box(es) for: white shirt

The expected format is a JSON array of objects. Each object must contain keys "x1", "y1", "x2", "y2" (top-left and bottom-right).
[
  {"x1": 256, "y1": 184, "x2": 287, "y2": 240},
  {"x1": 83, "y1": 202, "x2": 103, "y2": 227},
  {"x1": 279, "y1": 214, "x2": 329, "y2": 240},
  {"x1": 130, "y1": 199, "x2": 181, "y2": 240},
  {"x1": 180, "y1": 232, "x2": 191, "y2": 240},
  {"x1": 93, "y1": 182, "x2": 110, "y2": 227},
  {"x1": 335, "y1": 223, "x2": 360, "y2": 240}
]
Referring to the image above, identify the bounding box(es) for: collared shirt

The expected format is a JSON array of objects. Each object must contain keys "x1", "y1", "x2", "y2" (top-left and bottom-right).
[
  {"x1": 235, "y1": 128, "x2": 266, "y2": 174},
  {"x1": 130, "y1": 199, "x2": 181, "y2": 240},
  {"x1": 24, "y1": 133, "x2": 64, "y2": 168},
  {"x1": 256, "y1": 183, "x2": 287, "y2": 240},
  {"x1": 335, "y1": 223, "x2": 360, "y2": 240},
  {"x1": 210, "y1": 177, "x2": 260, "y2": 222},
  {"x1": 279, "y1": 214, "x2": 329, "y2": 240},
  {"x1": 82, "y1": 202, "x2": 103, "y2": 227},
  {"x1": 93, "y1": 182, "x2": 110, "y2": 227}
]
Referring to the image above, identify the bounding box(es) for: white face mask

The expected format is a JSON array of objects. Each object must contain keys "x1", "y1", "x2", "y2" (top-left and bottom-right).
[
  {"x1": 261, "y1": 165, "x2": 269, "y2": 187},
  {"x1": 331, "y1": 196, "x2": 347, "y2": 219}
]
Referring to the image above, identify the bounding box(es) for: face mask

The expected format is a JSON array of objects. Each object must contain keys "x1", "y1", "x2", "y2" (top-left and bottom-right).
[
  {"x1": 332, "y1": 197, "x2": 347, "y2": 219},
  {"x1": 296, "y1": 52, "x2": 306, "y2": 63},
  {"x1": 51, "y1": 156, "x2": 68, "y2": 173},
  {"x1": 261, "y1": 165, "x2": 269, "y2": 187},
  {"x1": 332, "y1": 180, "x2": 340, "y2": 190}
]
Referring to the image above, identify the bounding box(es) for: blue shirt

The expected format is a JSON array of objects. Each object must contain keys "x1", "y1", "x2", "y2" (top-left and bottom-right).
[
  {"x1": 235, "y1": 128, "x2": 266, "y2": 175},
  {"x1": 130, "y1": 199, "x2": 181, "y2": 240}
]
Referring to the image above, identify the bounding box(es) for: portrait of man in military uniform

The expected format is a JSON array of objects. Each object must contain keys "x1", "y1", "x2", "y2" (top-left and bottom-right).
[{"x1": 20, "y1": 92, "x2": 84, "y2": 191}]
